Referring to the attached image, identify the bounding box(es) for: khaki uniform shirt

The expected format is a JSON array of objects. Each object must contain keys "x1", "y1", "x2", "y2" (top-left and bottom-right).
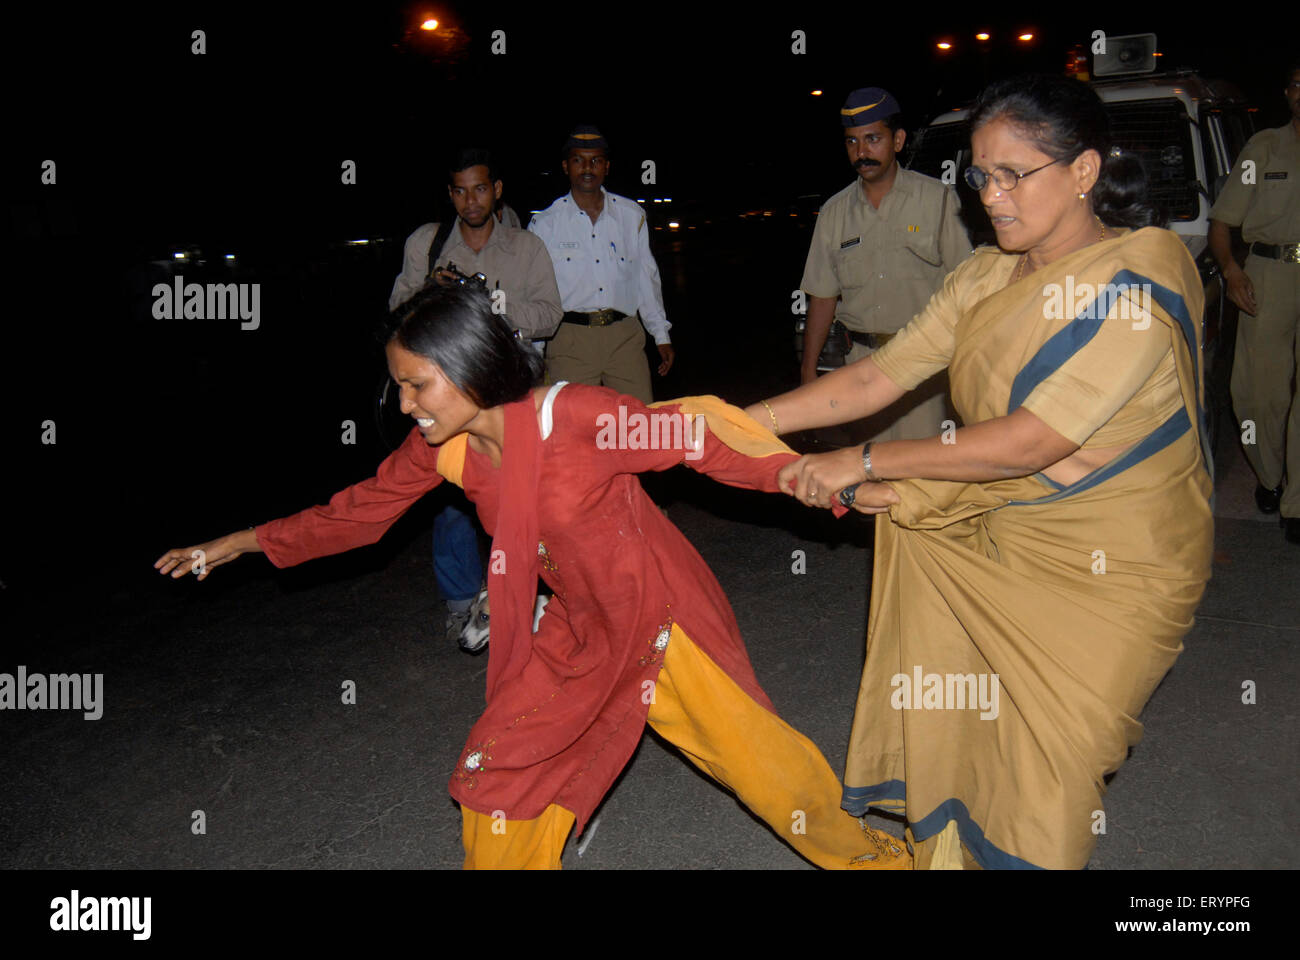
[
  {"x1": 800, "y1": 166, "x2": 972, "y2": 334},
  {"x1": 1210, "y1": 123, "x2": 1300, "y2": 245},
  {"x1": 388, "y1": 219, "x2": 562, "y2": 340}
]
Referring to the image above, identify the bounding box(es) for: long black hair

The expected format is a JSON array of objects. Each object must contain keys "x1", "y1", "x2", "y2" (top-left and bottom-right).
[
  {"x1": 379, "y1": 283, "x2": 543, "y2": 408},
  {"x1": 969, "y1": 74, "x2": 1164, "y2": 230}
]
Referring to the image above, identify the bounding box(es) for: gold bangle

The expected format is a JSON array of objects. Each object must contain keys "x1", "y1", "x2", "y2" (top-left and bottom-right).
[{"x1": 759, "y1": 399, "x2": 780, "y2": 435}]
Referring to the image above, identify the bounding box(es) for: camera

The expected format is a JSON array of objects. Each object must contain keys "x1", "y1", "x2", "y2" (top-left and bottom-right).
[{"x1": 441, "y1": 261, "x2": 488, "y2": 288}]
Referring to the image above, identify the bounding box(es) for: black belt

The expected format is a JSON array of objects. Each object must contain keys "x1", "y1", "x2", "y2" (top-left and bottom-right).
[
  {"x1": 562, "y1": 309, "x2": 629, "y2": 326},
  {"x1": 846, "y1": 330, "x2": 896, "y2": 348},
  {"x1": 1250, "y1": 242, "x2": 1300, "y2": 263}
]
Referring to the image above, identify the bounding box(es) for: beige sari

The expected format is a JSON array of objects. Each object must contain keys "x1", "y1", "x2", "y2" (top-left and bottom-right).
[{"x1": 843, "y1": 227, "x2": 1214, "y2": 869}]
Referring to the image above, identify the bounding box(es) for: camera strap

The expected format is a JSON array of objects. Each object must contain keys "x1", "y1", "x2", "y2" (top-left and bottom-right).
[{"x1": 425, "y1": 217, "x2": 457, "y2": 278}]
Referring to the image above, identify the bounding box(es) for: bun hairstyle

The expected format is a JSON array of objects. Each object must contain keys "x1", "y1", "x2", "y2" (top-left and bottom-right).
[
  {"x1": 969, "y1": 74, "x2": 1165, "y2": 230},
  {"x1": 380, "y1": 283, "x2": 543, "y2": 408}
]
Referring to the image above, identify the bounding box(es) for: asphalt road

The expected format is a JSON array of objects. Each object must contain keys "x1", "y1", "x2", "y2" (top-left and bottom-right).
[{"x1": 0, "y1": 435, "x2": 1295, "y2": 870}]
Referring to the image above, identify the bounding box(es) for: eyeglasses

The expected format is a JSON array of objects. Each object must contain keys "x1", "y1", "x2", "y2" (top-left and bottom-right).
[{"x1": 963, "y1": 158, "x2": 1063, "y2": 192}]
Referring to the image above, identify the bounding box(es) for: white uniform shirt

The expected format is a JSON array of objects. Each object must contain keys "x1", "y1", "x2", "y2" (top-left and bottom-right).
[{"x1": 528, "y1": 189, "x2": 671, "y2": 344}]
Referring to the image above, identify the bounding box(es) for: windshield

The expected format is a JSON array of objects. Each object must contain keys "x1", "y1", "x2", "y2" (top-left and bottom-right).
[{"x1": 907, "y1": 94, "x2": 1203, "y2": 235}]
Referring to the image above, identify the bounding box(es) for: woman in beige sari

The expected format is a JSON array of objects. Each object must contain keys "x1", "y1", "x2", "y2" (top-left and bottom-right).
[{"x1": 746, "y1": 74, "x2": 1214, "y2": 869}]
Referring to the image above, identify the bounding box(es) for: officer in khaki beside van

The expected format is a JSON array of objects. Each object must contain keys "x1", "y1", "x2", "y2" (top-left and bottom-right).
[
  {"x1": 799, "y1": 87, "x2": 971, "y2": 443},
  {"x1": 1210, "y1": 63, "x2": 1300, "y2": 543}
]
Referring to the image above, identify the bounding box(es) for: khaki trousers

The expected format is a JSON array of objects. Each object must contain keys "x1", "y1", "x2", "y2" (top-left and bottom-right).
[
  {"x1": 1231, "y1": 255, "x2": 1300, "y2": 516},
  {"x1": 545, "y1": 316, "x2": 654, "y2": 404}
]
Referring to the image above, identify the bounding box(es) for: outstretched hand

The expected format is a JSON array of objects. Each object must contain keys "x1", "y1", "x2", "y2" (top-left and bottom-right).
[{"x1": 153, "y1": 528, "x2": 261, "y2": 581}]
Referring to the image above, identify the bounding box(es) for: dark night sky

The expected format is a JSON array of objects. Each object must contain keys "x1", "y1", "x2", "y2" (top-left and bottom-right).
[{"x1": 7, "y1": 2, "x2": 1296, "y2": 248}]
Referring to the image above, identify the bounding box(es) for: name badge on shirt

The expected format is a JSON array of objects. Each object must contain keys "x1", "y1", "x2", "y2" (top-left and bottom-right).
[
  {"x1": 840, "y1": 237, "x2": 861, "y2": 249},
  {"x1": 559, "y1": 241, "x2": 580, "y2": 249},
  {"x1": 1264, "y1": 171, "x2": 1288, "y2": 181}
]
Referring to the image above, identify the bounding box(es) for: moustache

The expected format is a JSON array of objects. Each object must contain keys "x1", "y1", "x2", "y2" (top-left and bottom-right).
[{"x1": 854, "y1": 158, "x2": 880, "y2": 169}]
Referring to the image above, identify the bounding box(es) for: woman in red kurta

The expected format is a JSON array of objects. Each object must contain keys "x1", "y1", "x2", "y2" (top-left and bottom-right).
[{"x1": 156, "y1": 284, "x2": 907, "y2": 869}]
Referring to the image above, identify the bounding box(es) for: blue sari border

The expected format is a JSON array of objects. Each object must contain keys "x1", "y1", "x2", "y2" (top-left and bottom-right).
[
  {"x1": 999, "y1": 265, "x2": 1211, "y2": 506},
  {"x1": 1003, "y1": 406, "x2": 1190, "y2": 506},
  {"x1": 843, "y1": 781, "x2": 1044, "y2": 870}
]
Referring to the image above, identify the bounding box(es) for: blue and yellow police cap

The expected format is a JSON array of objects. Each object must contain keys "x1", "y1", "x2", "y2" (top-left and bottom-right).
[
  {"x1": 564, "y1": 125, "x2": 609, "y2": 154},
  {"x1": 840, "y1": 87, "x2": 901, "y2": 127}
]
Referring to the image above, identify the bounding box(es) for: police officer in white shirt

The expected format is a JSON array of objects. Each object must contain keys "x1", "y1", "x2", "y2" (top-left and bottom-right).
[{"x1": 528, "y1": 125, "x2": 674, "y2": 403}]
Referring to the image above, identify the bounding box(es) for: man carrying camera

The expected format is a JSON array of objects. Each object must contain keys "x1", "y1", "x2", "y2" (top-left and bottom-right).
[
  {"x1": 389, "y1": 148, "x2": 562, "y2": 642},
  {"x1": 389, "y1": 148, "x2": 560, "y2": 336}
]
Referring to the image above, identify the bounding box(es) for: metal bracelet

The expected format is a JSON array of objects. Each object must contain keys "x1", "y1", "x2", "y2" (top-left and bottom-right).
[{"x1": 861, "y1": 442, "x2": 879, "y2": 482}]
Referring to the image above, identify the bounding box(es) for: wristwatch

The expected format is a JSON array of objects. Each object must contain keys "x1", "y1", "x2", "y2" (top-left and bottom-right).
[{"x1": 861, "y1": 442, "x2": 879, "y2": 482}]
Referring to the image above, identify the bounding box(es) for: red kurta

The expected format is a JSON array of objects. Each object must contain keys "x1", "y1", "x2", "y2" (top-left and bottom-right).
[{"x1": 256, "y1": 385, "x2": 797, "y2": 832}]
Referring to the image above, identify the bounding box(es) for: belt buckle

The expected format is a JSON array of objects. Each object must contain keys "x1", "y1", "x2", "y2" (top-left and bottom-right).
[
  {"x1": 1284, "y1": 244, "x2": 1300, "y2": 264},
  {"x1": 591, "y1": 309, "x2": 617, "y2": 326}
]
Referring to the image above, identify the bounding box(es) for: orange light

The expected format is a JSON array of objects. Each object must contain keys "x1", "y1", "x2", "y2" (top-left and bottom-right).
[
  {"x1": 1018, "y1": 33, "x2": 1034, "y2": 42},
  {"x1": 976, "y1": 32, "x2": 990, "y2": 40},
  {"x1": 420, "y1": 18, "x2": 439, "y2": 30},
  {"x1": 937, "y1": 42, "x2": 952, "y2": 50},
  {"x1": 811, "y1": 89, "x2": 823, "y2": 96}
]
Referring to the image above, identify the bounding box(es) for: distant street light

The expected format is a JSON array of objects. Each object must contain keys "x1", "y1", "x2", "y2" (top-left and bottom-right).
[
  {"x1": 937, "y1": 41, "x2": 952, "y2": 50},
  {"x1": 811, "y1": 89, "x2": 823, "y2": 96},
  {"x1": 1018, "y1": 33, "x2": 1034, "y2": 42},
  {"x1": 421, "y1": 18, "x2": 439, "y2": 31},
  {"x1": 976, "y1": 32, "x2": 990, "y2": 41}
]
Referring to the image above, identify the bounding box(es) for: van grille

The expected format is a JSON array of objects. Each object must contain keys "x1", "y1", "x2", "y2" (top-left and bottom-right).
[
  {"x1": 1106, "y1": 99, "x2": 1199, "y2": 221},
  {"x1": 907, "y1": 96, "x2": 1201, "y2": 224}
]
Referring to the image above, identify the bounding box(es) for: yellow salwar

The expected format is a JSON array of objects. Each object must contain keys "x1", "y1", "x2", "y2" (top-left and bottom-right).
[
  {"x1": 462, "y1": 803, "x2": 576, "y2": 869},
  {"x1": 844, "y1": 227, "x2": 1215, "y2": 869},
  {"x1": 461, "y1": 623, "x2": 907, "y2": 869}
]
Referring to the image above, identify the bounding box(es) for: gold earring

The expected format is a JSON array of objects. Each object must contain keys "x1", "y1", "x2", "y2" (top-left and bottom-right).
[{"x1": 1078, "y1": 191, "x2": 1087, "y2": 200}]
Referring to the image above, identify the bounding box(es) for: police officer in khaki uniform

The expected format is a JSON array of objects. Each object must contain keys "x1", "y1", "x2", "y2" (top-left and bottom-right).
[
  {"x1": 1210, "y1": 64, "x2": 1300, "y2": 542},
  {"x1": 801, "y1": 87, "x2": 971, "y2": 443}
]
